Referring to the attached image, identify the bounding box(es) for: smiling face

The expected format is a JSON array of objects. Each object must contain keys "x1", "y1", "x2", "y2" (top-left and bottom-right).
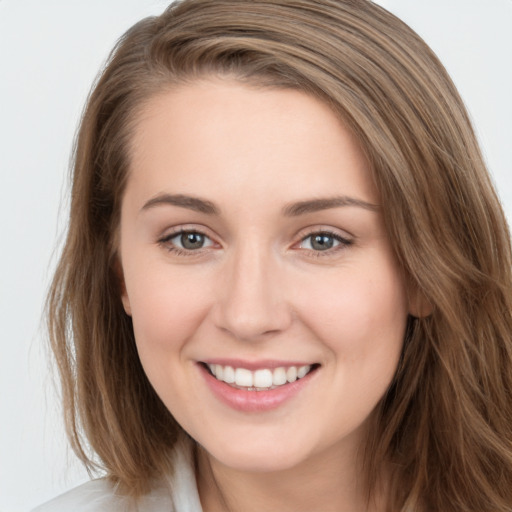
[{"x1": 118, "y1": 78, "x2": 412, "y2": 476}]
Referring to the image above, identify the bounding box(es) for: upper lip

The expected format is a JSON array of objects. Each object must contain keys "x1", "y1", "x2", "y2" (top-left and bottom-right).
[{"x1": 200, "y1": 359, "x2": 318, "y2": 371}]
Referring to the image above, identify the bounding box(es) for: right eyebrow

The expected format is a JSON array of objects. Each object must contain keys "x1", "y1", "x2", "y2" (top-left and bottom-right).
[{"x1": 140, "y1": 193, "x2": 220, "y2": 215}]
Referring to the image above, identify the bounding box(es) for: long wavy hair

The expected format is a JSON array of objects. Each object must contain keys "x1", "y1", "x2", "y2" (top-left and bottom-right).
[{"x1": 47, "y1": 1, "x2": 512, "y2": 510}]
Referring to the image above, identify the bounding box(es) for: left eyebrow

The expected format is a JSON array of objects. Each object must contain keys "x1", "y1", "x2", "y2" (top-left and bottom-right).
[{"x1": 282, "y1": 196, "x2": 380, "y2": 216}]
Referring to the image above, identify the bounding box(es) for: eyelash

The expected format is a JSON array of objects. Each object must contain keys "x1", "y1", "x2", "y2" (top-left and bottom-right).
[
  {"x1": 297, "y1": 230, "x2": 353, "y2": 257},
  {"x1": 158, "y1": 229, "x2": 214, "y2": 256},
  {"x1": 157, "y1": 229, "x2": 353, "y2": 257}
]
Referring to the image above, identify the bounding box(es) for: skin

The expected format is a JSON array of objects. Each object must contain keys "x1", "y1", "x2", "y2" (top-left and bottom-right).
[{"x1": 119, "y1": 78, "x2": 418, "y2": 512}]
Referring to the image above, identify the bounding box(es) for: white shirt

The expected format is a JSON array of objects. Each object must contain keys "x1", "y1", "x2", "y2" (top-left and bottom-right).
[{"x1": 32, "y1": 438, "x2": 203, "y2": 512}]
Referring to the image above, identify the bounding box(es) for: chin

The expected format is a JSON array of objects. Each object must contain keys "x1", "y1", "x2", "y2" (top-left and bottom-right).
[
  {"x1": 199, "y1": 430, "x2": 313, "y2": 474},
  {"x1": 215, "y1": 451, "x2": 306, "y2": 474}
]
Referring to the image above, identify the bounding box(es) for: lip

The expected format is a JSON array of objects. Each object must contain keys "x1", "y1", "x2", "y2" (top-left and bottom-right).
[{"x1": 198, "y1": 360, "x2": 319, "y2": 412}]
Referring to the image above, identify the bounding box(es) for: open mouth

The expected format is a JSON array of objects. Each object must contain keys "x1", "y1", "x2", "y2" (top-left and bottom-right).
[{"x1": 201, "y1": 362, "x2": 320, "y2": 391}]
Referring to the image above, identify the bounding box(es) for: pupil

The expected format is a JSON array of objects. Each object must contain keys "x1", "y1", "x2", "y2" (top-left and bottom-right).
[
  {"x1": 181, "y1": 232, "x2": 204, "y2": 250},
  {"x1": 311, "y1": 234, "x2": 334, "y2": 251}
]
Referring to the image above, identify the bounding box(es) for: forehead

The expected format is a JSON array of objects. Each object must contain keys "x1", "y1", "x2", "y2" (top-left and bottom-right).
[{"x1": 126, "y1": 78, "x2": 378, "y2": 209}]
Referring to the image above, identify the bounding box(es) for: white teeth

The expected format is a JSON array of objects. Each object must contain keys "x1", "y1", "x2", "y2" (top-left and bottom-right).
[
  {"x1": 297, "y1": 365, "x2": 310, "y2": 379},
  {"x1": 254, "y1": 369, "x2": 273, "y2": 388},
  {"x1": 235, "y1": 368, "x2": 253, "y2": 387},
  {"x1": 273, "y1": 367, "x2": 287, "y2": 386},
  {"x1": 286, "y1": 366, "x2": 297, "y2": 382},
  {"x1": 223, "y1": 365, "x2": 235, "y2": 383},
  {"x1": 207, "y1": 363, "x2": 314, "y2": 389},
  {"x1": 214, "y1": 364, "x2": 223, "y2": 381}
]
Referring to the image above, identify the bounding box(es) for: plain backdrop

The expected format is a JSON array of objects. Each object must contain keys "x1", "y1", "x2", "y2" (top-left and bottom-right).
[{"x1": 1, "y1": 1, "x2": 511, "y2": 511}]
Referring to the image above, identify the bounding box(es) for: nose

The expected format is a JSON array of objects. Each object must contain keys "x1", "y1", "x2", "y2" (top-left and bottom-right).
[{"x1": 212, "y1": 242, "x2": 292, "y2": 341}]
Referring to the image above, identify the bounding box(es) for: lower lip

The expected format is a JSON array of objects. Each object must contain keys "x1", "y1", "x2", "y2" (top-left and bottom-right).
[{"x1": 199, "y1": 364, "x2": 317, "y2": 412}]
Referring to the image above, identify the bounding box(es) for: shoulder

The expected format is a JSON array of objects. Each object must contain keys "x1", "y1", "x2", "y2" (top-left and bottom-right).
[
  {"x1": 31, "y1": 478, "x2": 173, "y2": 512},
  {"x1": 31, "y1": 479, "x2": 130, "y2": 512},
  {"x1": 32, "y1": 436, "x2": 202, "y2": 512}
]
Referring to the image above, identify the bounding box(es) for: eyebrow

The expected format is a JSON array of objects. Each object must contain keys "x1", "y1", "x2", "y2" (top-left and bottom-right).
[
  {"x1": 282, "y1": 196, "x2": 380, "y2": 216},
  {"x1": 141, "y1": 193, "x2": 220, "y2": 215},
  {"x1": 140, "y1": 193, "x2": 379, "y2": 217}
]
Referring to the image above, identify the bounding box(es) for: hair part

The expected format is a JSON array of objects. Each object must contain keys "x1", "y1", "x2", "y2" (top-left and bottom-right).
[{"x1": 47, "y1": 1, "x2": 512, "y2": 509}]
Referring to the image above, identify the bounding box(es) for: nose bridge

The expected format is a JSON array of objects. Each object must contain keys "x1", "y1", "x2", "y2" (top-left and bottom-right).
[{"x1": 214, "y1": 236, "x2": 290, "y2": 340}]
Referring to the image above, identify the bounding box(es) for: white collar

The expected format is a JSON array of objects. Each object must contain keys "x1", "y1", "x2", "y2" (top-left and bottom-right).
[{"x1": 32, "y1": 436, "x2": 203, "y2": 512}]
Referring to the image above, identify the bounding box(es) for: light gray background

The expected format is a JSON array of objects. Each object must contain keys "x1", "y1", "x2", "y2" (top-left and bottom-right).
[{"x1": 1, "y1": 1, "x2": 511, "y2": 510}]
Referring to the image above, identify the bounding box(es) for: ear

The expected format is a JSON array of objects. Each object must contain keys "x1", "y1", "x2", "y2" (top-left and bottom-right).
[
  {"x1": 407, "y1": 284, "x2": 433, "y2": 318},
  {"x1": 113, "y1": 258, "x2": 132, "y2": 316}
]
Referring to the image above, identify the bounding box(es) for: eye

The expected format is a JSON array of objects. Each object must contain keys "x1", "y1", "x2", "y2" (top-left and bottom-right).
[
  {"x1": 298, "y1": 231, "x2": 352, "y2": 252},
  {"x1": 160, "y1": 230, "x2": 215, "y2": 253}
]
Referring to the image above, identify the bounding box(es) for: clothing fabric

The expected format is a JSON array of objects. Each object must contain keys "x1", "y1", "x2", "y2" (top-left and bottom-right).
[{"x1": 32, "y1": 438, "x2": 203, "y2": 512}]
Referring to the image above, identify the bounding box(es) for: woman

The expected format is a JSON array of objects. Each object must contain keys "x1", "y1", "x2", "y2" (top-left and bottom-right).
[{"x1": 35, "y1": 0, "x2": 512, "y2": 510}]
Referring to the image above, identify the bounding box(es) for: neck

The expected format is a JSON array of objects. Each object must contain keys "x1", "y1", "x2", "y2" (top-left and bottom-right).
[{"x1": 196, "y1": 440, "x2": 385, "y2": 512}]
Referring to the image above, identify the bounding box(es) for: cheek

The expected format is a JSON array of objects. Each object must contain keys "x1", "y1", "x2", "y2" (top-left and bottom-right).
[
  {"x1": 298, "y1": 263, "x2": 408, "y2": 362},
  {"x1": 125, "y1": 270, "x2": 214, "y2": 415},
  {"x1": 125, "y1": 268, "x2": 212, "y2": 360}
]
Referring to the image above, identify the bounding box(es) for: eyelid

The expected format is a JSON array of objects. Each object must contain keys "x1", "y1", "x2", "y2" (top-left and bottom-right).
[
  {"x1": 293, "y1": 225, "x2": 354, "y2": 243},
  {"x1": 158, "y1": 223, "x2": 215, "y2": 239}
]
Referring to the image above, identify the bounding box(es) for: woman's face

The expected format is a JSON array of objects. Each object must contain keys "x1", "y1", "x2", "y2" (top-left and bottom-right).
[{"x1": 119, "y1": 78, "x2": 412, "y2": 474}]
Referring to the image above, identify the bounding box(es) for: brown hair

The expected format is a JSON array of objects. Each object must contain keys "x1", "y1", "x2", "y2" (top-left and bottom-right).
[{"x1": 47, "y1": 1, "x2": 512, "y2": 510}]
